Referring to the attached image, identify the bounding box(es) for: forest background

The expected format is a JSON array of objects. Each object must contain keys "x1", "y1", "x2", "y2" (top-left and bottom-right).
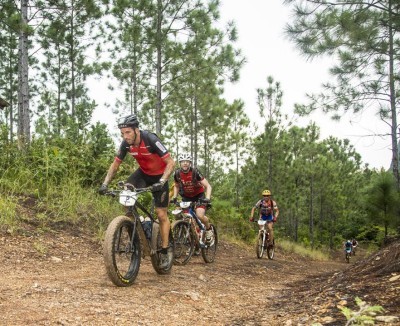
[{"x1": 0, "y1": 0, "x2": 399, "y2": 250}]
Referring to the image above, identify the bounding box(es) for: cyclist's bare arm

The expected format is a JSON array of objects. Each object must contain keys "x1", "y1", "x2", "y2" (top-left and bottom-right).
[
  {"x1": 200, "y1": 178, "x2": 212, "y2": 199},
  {"x1": 160, "y1": 156, "x2": 175, "y2": 182},
  {"x1": 274, "y1": 206, "x2": 279, "y2": 218},
  {"x1": 103, "y1": 160, "x2": 122, "y2": 185},
  {"x1": 173, "y1": 182, "x2": 179, "y2": 198},
  {"x1": 250, "y1": 206, "x2": 256, "y2": 219}
]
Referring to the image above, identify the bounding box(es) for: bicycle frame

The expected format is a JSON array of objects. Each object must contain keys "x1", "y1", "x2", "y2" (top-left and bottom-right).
[
  {"x1": 171, "y1": 200, "x2": 217, "y2": 265},
  {"x1": 258, "y1": 219, "x2": 268, "y2": 247},
  {"x1": 103, "y1": 182, "x2": 174, "y2": 286},
  {"x1": 254, "y1": 219, "x2": 274, "y2": 260},
  {"x1": 172, "y1": 201, "x2": 206, "y2": 246},
  {"x1": 113, "y1": 186, "x2": 159, "y2": 256},
  {"x1": 345, "y1": 247, "x2": 352, "y2": 263},
  {"x1": 127, "y1": 202, "x2": 157, "y2": 256}
]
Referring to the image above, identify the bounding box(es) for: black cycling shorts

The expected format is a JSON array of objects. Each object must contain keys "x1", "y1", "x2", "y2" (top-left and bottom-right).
[{"x1": 127, "y1": 168, "x2": 169, "y2": 208}]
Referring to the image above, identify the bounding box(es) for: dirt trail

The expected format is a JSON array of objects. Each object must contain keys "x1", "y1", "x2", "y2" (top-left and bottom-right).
[{"x1": 0, "y1": 228, "x2": 399, "y2": 326}]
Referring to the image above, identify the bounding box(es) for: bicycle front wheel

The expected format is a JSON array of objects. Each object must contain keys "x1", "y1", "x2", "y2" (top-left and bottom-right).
[
  {"x1": 202, "y1": 224, "x2": 218, "y2": 263},
  {"x1": 103, "y1": 215, "x2": 141, "y2": 287},
  {"x1": 256, "y1": 232, "x2": 264, "y2": 259},
  {"x1": 267, "y1": 239, "x2": 275, "y2": 260},
  {"x1": 172, "y1": 220, "x2": 195, "y2": 265}
]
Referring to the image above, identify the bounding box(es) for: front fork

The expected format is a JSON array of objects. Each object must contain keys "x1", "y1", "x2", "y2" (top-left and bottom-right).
[{"x1": 127, "y1": 206, "x2": 150, "y2": 256}]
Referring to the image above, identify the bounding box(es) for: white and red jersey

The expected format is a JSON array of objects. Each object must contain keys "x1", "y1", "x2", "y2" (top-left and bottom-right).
[{"x1": 174, "y1": 167, "x2": 205, "y2": 198}]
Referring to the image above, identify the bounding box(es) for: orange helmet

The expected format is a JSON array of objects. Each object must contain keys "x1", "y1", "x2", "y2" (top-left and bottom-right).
[{"x1": 262, "y1": 189, "x2": 271, "y2": 196}]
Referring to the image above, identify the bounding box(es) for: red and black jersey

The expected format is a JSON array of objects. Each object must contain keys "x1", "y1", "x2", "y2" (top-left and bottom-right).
[
  {"x1": 115, "y1": 130, "x2": 170, "y2": 175},
  {"x1": 174, "y1": 167, "x2": 205, "y2": 198}
]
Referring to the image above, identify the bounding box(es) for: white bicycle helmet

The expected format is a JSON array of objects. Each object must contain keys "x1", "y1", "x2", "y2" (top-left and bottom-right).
[{"x1": 178, "y1": 153, "x2": 192, "y2": 162}]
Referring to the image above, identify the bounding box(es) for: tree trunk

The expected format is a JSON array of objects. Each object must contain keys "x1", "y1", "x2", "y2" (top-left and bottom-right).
[
  {"x1": 194, "y1": 95, "x2": 198, "y2": 167},
  {"x1": 57, "y1": 43, "x2": 61, "y2": 135},
  {"x1": 388, "y1": 0, "x2": 399, "y2": 189},
  {"x1": 309, "y1": 173, "x2": 314, "y2": 249},
  {"x1": 155, "y1": 0, "x2": 162, "y2": 135},
  {"x1": 17, "y1": 0, "x2": 30, "y2": 148},
  {"x1": 8, "y1": 34, "x2": 14, "y2": 142},
  {"x1": 70, "y1": 1, "x2": 76, "y2": 118}
]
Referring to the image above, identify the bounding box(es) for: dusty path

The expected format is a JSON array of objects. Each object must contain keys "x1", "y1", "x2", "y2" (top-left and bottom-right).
[{"x1": 0, "y1": 229, "x2": 398, "y2": 326}]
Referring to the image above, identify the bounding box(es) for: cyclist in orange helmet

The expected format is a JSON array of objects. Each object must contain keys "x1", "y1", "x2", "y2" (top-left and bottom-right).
[{"x1": 250, "y1": 189, "x2": 279, "y2": 246}]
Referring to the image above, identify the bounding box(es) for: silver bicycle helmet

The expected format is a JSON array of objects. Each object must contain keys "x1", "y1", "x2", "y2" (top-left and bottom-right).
[{"x1": 178, "y1": 153, "x2": 192, "y2": 162}]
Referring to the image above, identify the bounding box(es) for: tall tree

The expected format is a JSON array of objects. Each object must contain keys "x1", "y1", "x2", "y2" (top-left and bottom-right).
[
  {"x1": 364, "y1": 170, "x2": 400, "y2": 237},
  {"x1": 256, "y1": 76, "x2": 284, "y2": 186},
  {"x1": 17, "y1": 0, "x2": 31, "y2": 148},
  {"x1": 36, "y1": 0, "x2": 102, "y2": 139},
  {"x1": 105, "y1": 0, "x2": 152, "y2": 117},
  {"x1": 284, "y1": 0, "x2": 400, "y2": 188},
  {"x1": 224, "y1": 99, "x2": 250, "y2": 207},
  {"x1": 0, "y1": 1, "x2": 19, "y2": 141}
]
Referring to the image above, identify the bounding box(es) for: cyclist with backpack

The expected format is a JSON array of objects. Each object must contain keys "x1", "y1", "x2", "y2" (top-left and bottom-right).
[
  {"x1": 249, "y1": 189, "x2": 279, "y2": 247},
  {"x1": 344, "y1": 239, "x2": 353, "y2": 253},
  {"x1": 351, "y1": 238, "x2": 358, "y2": 255},
  {"x1": 170, "y1": 153, "x2": 214, "y2": 246},
  {"x1": 98, "y1": 114, "x2": 175, "y2": 269}
]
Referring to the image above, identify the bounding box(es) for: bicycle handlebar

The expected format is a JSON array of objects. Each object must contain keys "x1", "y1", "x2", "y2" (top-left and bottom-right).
[
  {"x1": 171, "y1": 200, "x2": 212, "y2": 209},
  {"x1": 104, "y1": 181, "x2": 153, "y2": 197}
]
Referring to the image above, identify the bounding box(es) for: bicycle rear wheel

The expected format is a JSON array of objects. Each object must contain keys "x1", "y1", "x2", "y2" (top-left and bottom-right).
[
  {"x1": 150, "y1": 222, "x2": 174, "y2": 274},
  {"x1": 103, "y1": 215, "x2": 141, "y2": 287},
  {"x1": 172, "y1": 220, "x2": 195, "y2": 265},
  {"x1": 201, "y1": 224, "x2": 218, "y2": 263},
  {"x1": 256, "y1": 232, "x2": 264, "y2": 259}
]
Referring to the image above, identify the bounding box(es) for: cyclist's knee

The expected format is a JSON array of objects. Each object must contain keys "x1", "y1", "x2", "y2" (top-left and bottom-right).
[{"x1": 155, "y1": 208, "x2": 168, "y2": 221}]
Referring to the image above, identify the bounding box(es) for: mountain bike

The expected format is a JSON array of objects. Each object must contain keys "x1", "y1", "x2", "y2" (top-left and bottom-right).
[
  {"x1": 171, "y1": 200, "x2": 217, "y2": 265},
  {"x1": 345, "y1": 247, "x2": 352, "y2": 263},
  {"x1": 102, "y1": 182, "x2": 174, "y2": 287},
  {"x1": 254, "y1": 219, "x2": 274, "y2": 260}
]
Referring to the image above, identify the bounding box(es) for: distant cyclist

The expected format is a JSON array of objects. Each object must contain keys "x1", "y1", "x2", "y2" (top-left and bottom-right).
[
  {"x1": 170, "y1": 153, "x2": 214, "y2": 246},
  {"x1": 98, "y1": 114, "x2": 175, "y2": 269},
  {"x1": 343, "y1": 239, "x2": 353, "y2": 254},
  {"x1": 249, "y1": 189, "x2": 279, "y2": 246},
  {"x1": 351, "y1": 238, "x2": 358, "y2": 255}
]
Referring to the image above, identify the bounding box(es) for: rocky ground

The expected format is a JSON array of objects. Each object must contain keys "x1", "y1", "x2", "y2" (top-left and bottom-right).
[{"x1": 0, "y1": 224, "x2": 399, "y2": 326}]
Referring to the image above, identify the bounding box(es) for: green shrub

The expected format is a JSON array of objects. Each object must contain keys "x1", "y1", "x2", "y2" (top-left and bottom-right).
[{"x1": 0, "y1": 196, "x2": 18, "y2": 233}]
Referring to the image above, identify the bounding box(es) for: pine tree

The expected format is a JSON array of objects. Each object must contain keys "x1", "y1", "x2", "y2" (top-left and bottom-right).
[{"x1": 284, "y1": 0, "x2": 400, "y2": 188}]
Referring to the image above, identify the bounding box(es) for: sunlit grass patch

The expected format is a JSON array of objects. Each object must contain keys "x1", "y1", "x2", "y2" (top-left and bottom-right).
[
  {"x1": 0, "y1": 195, "x2": 18, "y2": 233},
  {"x1": 279, "y1": 238, "x2": 330, "y2": 261}
]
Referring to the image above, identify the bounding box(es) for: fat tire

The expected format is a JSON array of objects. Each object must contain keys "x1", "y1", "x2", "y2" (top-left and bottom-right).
[
  {"x1": 201, "y1": 224, "x2": 218, "y2": 263},
  {"x1": 172, "y1": 220, "x2": 195, "y2": 265},
  {"x1": 256, "y1": 232, "x2": 264, "y2": 259},
  {"x1": 103, "y1": 215, "x2": 141, "y2": 287},
  {"x1": 150, "y1": 223, "x2": 174, "y2": 274}
]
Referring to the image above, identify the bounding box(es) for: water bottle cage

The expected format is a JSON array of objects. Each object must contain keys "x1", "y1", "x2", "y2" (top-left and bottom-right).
[{"x1": 141, "y1": 221, "x2": 152, "y2": 239}]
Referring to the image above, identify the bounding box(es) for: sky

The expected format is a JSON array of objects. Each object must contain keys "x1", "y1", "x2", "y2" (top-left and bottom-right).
[
  {"x1": 92, "y1": 1, "x2": 392, "y2": 170},
  {"x1": 217, "y1": 1, "x2": 391, "y2": 170}
]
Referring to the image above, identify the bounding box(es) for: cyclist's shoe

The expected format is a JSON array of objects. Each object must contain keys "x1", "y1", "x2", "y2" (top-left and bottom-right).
[
  {"x1": 205, "y1": 229, "x2": 215, "y2": 246},
  {"x1": 193, "y1": 248, "x2": 201, "y2": 256},
  {"x1": 159, "y1": 252, "x2": 169, "y2": 269}
]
